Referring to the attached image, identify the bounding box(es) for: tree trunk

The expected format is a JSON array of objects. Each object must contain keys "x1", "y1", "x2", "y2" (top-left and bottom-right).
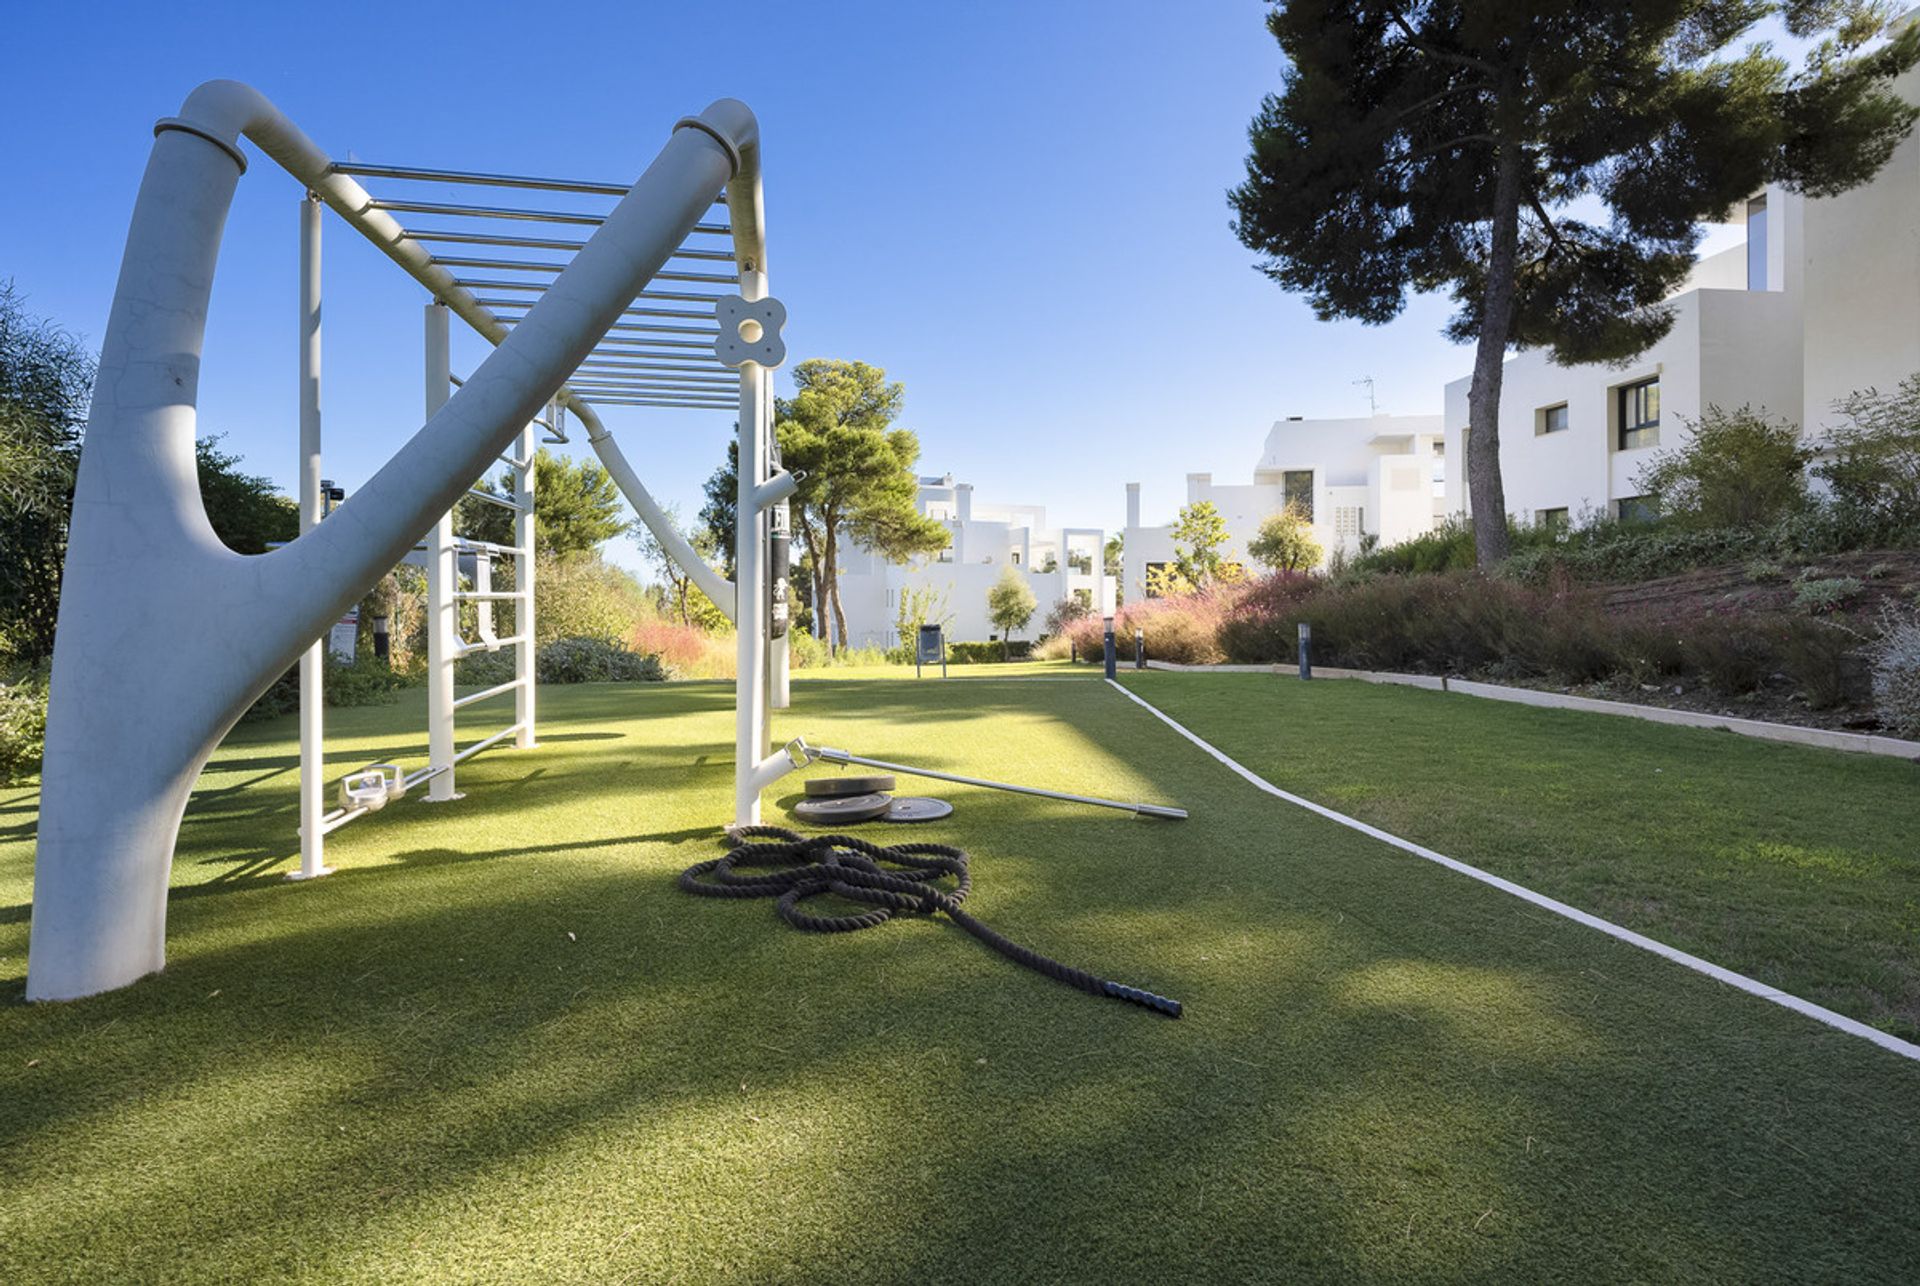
[
  {"x1": 1466, "y1": 138, "x2": 1525, "y2": 567},
  {"x1": 823, "y1": 516, "x2": 850, "y2": 652}
]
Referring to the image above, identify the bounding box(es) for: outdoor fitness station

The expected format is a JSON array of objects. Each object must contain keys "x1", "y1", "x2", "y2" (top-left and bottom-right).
[
  {"x1": 27, "y1": 81, "x2": 1185, "y2": 1005},
  {"x1": 27, "y1": 81, "x2": 794, "y2": 1001}
]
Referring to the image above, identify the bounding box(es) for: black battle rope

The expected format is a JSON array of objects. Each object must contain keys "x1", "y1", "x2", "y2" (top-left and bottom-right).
[{"x1": 680, "y1": 826, "x2": 1182, "y2": 1018}]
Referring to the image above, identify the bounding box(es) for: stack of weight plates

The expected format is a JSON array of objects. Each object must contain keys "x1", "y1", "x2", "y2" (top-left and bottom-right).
[{"x1": 792, "y1": 774, "x2": 954, "y2": 825}]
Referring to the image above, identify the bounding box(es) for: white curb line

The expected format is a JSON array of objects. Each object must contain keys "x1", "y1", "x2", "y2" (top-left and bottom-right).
[{"x1": 1106, "y1": 677, "x2": 1920, "y2": 1065}]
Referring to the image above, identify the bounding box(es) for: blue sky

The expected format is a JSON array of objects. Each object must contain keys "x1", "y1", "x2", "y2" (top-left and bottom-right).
[{"x1": 0, "y1": 0, "x2": 1735, "y2": 573}]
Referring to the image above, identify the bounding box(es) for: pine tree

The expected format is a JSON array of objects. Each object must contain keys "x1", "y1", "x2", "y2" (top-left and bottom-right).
[{"x1": 1232, "y1": 1, "x2": 1920, "y2": 565}]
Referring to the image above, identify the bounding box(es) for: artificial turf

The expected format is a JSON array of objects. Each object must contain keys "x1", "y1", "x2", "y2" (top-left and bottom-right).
[
  {"x1": 1122, "y1": 670, "x2": 1920, "y2": 1041},
  {"x1": 1, "y1": 670, "x2": 1917, "y2": 1282}
]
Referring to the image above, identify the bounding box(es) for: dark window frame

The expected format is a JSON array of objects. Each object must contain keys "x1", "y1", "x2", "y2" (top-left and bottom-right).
[
  {"x1": 1618, "y1": 378, "x2": 1660, "y2": 451},
  {"x1": 1539, "y1": 403, "x2": 1570, "y2": 435}
]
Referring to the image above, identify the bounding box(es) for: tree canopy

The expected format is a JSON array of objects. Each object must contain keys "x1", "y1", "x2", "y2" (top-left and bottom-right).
[
  {"x1": 0, "y1": 282, "x2": 91, "y2": 662},
  {"x1": 196, "y1": 436, "x2": 299, "y2": 555},
  {"x1": 986, "y1": 565, "x2": 1037, "y2": 656},
  {"x1": 1247, "y1": 504, "x2": 1324, "y2": 571},
  {"x1": 1232, "y1": 0, "x2": 1920, "y2": 565},
  {"x1": 459, "y1": 447, "x2": 630, "y2": 559},
  {"x1": 775, "y1": 359, "x2": 949, "y2": 649},
  {"x1": 1172, "y1": 500, "x2": 1238, "y2": 587}
]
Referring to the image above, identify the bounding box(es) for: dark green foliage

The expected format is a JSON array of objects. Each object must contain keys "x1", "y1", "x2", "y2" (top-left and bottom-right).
[
  {"x1": 1232, "y1": 1, "x2": 1920, "y2": 565},
  {"x1": 1636, "y1": 405, "x2": 1812, "y2": 529},
  {"x1": 946, "y1": 640, "x2": 1034, "y2": 664},
  {"x1": 194, "y1": 436, "x2": 298, "y2": 555},
  {"x1": 0, "y1": 283, "x2": 92, "y2": 663},
  {"x1": 243, "y1": 651, "x2": 418, "y2": 723},
  {"x1": 0, "y1": 669, "x2": 48, "y2": 783},
  {"x1": 1820, "y1": 374, "x2": 1920, "y2": 536},
  {"x1": 457, "y1": 448, "x2": 630, "y2": 558},
  {"x1": 699, "y1": 437, "x2": 739, "y2": 578},
  {"x1": 533, "y1": 636, "x2": 667, "y2": 684}
]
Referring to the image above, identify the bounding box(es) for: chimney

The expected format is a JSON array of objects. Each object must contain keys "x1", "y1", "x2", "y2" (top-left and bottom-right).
[
  {"x1": 1125, "y1": 482, "x2": 1140, "y2": 529},
  {"x1": 955, "y1": 482, "x2": 973, "y2": 523}
]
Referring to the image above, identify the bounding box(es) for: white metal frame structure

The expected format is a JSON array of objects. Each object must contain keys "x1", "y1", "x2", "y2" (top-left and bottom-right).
[{"x1": 29, "y1": 80, "x2": 795, "y2": 1000}]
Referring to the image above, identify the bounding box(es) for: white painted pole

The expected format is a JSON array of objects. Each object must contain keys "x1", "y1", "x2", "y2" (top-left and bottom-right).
[
  {"x1": 294, "y1": 192, "x2": 331, "y2": 880},
  {"x1": 514, "y1": 419, "x2": 537, "y2": 748},
  {"x1": 733, "y1": 269, "x2": 770, "y2": 825},
  {"x1": 424, "y1": 303, "x2": 460, "y2": 801}
]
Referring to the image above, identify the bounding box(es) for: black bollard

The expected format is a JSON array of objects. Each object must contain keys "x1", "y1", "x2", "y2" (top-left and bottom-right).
[
  {"x1": 1103, "y1": 620, "x2": 1117, "y2": 679},
  {"x1": 1135, "y1": 628, "x2": 1145, "y2": 670},
  {"x1": 1298, "y1": 621, "x2": 1312, "y2": 680}
]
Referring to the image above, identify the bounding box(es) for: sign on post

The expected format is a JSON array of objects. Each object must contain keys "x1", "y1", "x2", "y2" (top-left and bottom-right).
[{"x1": 916, "y1": 624, "x2": 947, "y2": 678}]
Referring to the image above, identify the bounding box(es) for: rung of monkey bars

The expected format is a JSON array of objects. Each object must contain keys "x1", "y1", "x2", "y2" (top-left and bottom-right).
[
  {"x1": 451, "y1": 679, "x2": 525, "y2": 711},
  {"x1": 368, "y1": 197, "x2": 731, "y2": 234},
  {"x1": 436, "y1": 256, "x2": 739, "y2": 285},
  {"x1": 404, "y1": 227, "x2": 738, "y2": 260},
  {"x1": 466, "y1": 488, "x2": 530, "y2": 512},
  {"x1": 332, "y1": 161, "x2": 727, "y2": 204},
  {"x1": 452, "y1": 277, "x2": 730, "y2": 305},
  {"x1": 471, "y1": 300, "x2": 719, "y2": 335},
  {"x1": 579, "y1": 396, "x2": 738, "y2": 409}
]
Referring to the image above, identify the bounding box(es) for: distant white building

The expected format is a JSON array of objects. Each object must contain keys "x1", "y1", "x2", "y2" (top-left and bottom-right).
[
  {"x1": 832, "y1": 475, "x2": 1116, "y2": 648},
  {"x1": 1445, "y1": 49, "x2": 1920, "y2": 524},
  {"x1": 1121, "y1": 412, "x2": 1445, "y2": 598}
]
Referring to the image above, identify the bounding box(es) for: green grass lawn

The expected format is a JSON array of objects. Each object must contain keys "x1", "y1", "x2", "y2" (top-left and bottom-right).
[
  {"x1": 2, "y1": 671, "x2": 1918, "y2": 1282},
  {"x1": 1122, "y1": 671, "x2": 1920, "y2": 1042}
]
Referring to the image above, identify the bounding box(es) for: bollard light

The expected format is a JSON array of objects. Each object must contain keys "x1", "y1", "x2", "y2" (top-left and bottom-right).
[{"x1": 1103, "y1": 615, "x2": 1117, "y2": 680}]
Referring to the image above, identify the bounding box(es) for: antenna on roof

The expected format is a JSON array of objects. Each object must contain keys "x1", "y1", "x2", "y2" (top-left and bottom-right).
[{"x1": 1353, "y1": 375, "x2": 1378, "y2": 416}]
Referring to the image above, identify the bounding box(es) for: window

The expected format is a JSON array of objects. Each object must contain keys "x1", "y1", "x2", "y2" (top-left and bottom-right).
[
  {"x1": 1618, "y1": 378, "x2": 1659, "y2": 451},
  {"x1": 1747, "y1": 194, "x2": 1768, "y2": 291},
  {"x1": 1144, "y1": 561, "x2": 1169, "y2": 598},
  {"x1": 1536, "y1": 507, "x2": 1569, "y2": 533},
  {"x1": 937, "y1": 546, "x2": 952, "y2": 563},
  {"x1": 1010, "y1": 550, "x2": 1020, "y2": 566},
  {"x1": 1333, "y1": 506, "x2": 1363, "y2": 540},
  {"x1": 1617, "y1": 495, "x2": 1659, "y2": 523},
  {"x1": 1068, "y1": 551, "x2": 1093, "y2": 575},
  {"x1": 1072, "y1": 587, "x2": 1092, "y2": 608},
  {"x1": 1282, "y1": 470, "x2": 1314, "y2": 522},
  {"x1": 1538, "y1": 403, "x2": 1569, "y2": 435}
]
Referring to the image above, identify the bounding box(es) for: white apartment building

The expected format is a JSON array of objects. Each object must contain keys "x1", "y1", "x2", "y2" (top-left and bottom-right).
[
  {"x1": 832, "y1": 475, "x2": 1117, "y2": 649},
  {"x1": 1444, "y1": 47, "x2": 1920, "y2": 525},
  {"x1": 1121, "y1": 412, "x2": 1445, "y2": 598}
]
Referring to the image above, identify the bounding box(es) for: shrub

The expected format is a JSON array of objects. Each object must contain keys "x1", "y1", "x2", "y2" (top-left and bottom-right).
[
  {"x1": 632, "y1": 616, "x2": 734, "y2": 679},
  {"x1": 1779, "y1": 618, "x2": 1862, "y2": 710},
  {"x1": 1869, "y1": 606, "x2": 1920, "y2": 735},
  {"x1": 1792, "y1": 577, "x2": 1863, "y2": 614},
  {"x1": 1246, "y1": 505, "x2": 1323, "y2": 572},
  {"x1": 536, "y1": 553, "x2": 657, "y2": 648},
  {"x1": 1678, "y1": 617, "x2": 1778, "y2": 696},
  {"x1": 536, "y1": 636, "x2": 665, "y2": 684},
  {"x1": 0, "y1": 671, "x2": 49, "y2": 784},
  {"x1": 1820, "y1": 376, "x2": 1920, "y2": 538},
  {"x1": 1745, "y1": 558, "x2": 1786, "y2": 582},
  {"x1": 1066, "y1": 586, "x2": 1245, "y2": 665},
  {"x1": 948, "y1": 640, "x2": 1033, "y2": 664},
  {"x1": 1042, "y1": 595, "x2": 1094, "y2": 637},
  {"x1": 1635, "y1": 405, "x2": 1811, "y2": 530}
]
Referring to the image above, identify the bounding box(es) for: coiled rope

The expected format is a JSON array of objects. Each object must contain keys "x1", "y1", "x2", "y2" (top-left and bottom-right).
[{"x1": 680, "y1": 826, "x2": 1182, "y2": 1018}]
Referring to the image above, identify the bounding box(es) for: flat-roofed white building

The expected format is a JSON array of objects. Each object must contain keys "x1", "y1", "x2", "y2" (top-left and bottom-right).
[
  {"x1": 1121, "y1": 412, "x2": 1445, "y2": 598},
  {"x1": 832, "y1": 475, "x2": 1116, "y2": 648},
  {"x1": 1443, "y1": 45, "x2": 1920, "y2": 525}
]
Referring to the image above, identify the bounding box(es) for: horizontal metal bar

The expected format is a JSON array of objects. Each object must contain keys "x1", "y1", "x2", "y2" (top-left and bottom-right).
[
  {"x1": 454, "y1": 722, "x2": 528, "y2": 764},
  {"x1": 434, "y1": 256, "x2": 738, "y2": 285},
  {"x1": 334, "y1": 161, "x2": 726, "y2": 204},
  {"x1": 467, "y1": 488, "x2": 530, "y2": 512},
  {"x1": 568, "y1": 386, "x2": 742, "y2": 399},
  {"x1": 801, "y1": 740, "x2": 1189, "y2": 820},
  {"x1": 403, "y1": 762, "x2": 450, "y2": 790},
  {"x1": 452, "y1": 678, "x2": 525, "y2": 710},
  {"x1": 402, "y1": 227, "x2": 739, "y2": 260},
  {"x1": 472, "y1": 301, "x2": 718, "y2": 335},
  {"x1": 567, "y1": 376, "x2": 739, "y2": 391},
  {"x1": 458, "y1": 633, "x2": 530, "y2": 656},
  {"x1": 574, "y1": 360, "x2": 735, "y2": 376},
  {"x1": 453, "y1": 589, "x2": 529, "y2": 602},
  {"x1": 453, "y1": 277, "x2": 729, "y2": 304},
  {"x1": 577, "y1": 350, "x2": 730, "y2": 366},
  {"x1": 371, "y1": 197, "x2": 731, "y2": 234},
  {"x1": 576, "y1": 396, "x2": 739, "y2": 410},
  {"x1": 452, "y1": 537, "x2": 527, "y2": 557}
]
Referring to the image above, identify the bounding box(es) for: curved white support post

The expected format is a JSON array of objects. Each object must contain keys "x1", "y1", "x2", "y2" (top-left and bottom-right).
[{"x1": 27, "y1": 81, "x2": 755, "y2": 1000}]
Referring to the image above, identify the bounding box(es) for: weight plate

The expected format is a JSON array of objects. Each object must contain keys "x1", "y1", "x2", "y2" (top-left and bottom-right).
[
  {"x1": 803, "y1": 774, "x2": 897, "y2": 797},
  {"x1": 792, "y1": 793, "x2": 893, "y2": 825},
  {"x1": 883, "y1": 796, "x2": 954, "y2": 823}
]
